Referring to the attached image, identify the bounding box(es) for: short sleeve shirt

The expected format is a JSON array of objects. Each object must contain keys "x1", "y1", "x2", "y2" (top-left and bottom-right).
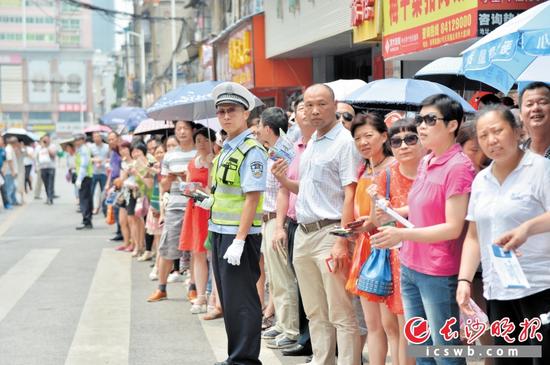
[
  {"x1": 286, "y1": 139, "x2": 307, "y2": 221},
  {"x1": 400, "y1": 144, "x2": 475, "y2": 276},
  {"x1": 296, "y1": 122, "x2": 362, "y2": 224},
  {"x1": 161, "y1": 147, "x2": 196, "y2": 211},
  {"x1": 90, "y1": 143, "x2": 110, "y2": 175},
  {"x1": 208, "y1": 129, "x2": 267, "y2": 235},
  {"x1": 467, "y1": 151, "x2": 550, "y2": 300}
]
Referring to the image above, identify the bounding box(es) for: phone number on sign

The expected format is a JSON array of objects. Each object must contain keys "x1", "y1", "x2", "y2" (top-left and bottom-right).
[{"x1": 440, "y1": 14, "x2": 472, "y2": 35}]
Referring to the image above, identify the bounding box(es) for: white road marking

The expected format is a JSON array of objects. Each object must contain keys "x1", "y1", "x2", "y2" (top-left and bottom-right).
[
  {"x1": 0, "y1": 249, "x2": 59, "y2": 323},
  {"x1": 199, "y1": 316, "x2": 284, "y2": 364},
  {"x1": 65, "y1": 249, "x2": 132, "y2": 365}
]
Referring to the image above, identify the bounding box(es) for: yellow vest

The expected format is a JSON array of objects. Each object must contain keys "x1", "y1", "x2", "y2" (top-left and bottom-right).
[{"x1": 210, "y1": 137, "x2": 265, "y2": 227}]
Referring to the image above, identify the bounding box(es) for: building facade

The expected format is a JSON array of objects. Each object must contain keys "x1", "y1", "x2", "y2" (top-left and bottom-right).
[{"x1": 0, "y1": 0, "x2": 94, "y2": 136}]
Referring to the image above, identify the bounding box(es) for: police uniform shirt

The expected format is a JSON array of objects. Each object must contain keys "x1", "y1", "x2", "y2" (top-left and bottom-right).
[{"x1": 208, "y1": 129, "x2": 267, "y2": 235}]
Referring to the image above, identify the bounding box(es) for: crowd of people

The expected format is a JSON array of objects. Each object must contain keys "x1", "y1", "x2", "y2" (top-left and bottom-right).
[
  {"x1": 2, "y1": 80, "x2": 549, "y2": 365},
  {"x1": 0, "y1": 133, "x2": 62, "y2": 210}
]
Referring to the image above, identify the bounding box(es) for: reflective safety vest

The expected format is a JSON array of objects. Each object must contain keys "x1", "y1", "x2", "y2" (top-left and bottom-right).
[
  {"x1": 210, "y1": 137, "x2": 265, "y2": 227},
  {"x1": 75, "y1": 146, "x2": 93, "y2": 178}
]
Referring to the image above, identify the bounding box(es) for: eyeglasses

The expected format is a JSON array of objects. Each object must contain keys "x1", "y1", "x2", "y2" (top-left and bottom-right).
[
  {"x1": 216, "y1": 107, "x2": 238, "y2": 117},
  {"x1": 415, "y1": 113, "x2": 446, "y2": 126},
  {"x1": 336, "y1": 112, "x2": 354, "y2": 122},
  {"x1": 389, "y1": 134, "x2": 419, "y2": 148}
]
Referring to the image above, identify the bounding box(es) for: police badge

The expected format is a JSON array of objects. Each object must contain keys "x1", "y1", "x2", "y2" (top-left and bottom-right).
[{"x1": 250, "y1": 161, "x2": 264, "y2": 178}]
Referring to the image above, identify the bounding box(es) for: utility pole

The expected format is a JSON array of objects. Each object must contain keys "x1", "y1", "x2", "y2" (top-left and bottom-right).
[{"x1": 171, "y1": 0, "x2": 177, "y2": 90}]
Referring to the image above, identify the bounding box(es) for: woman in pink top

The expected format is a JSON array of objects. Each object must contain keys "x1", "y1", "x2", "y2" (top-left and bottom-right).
[{"x1": 371, "y1": 94, "x2": 475, "y2": 365}]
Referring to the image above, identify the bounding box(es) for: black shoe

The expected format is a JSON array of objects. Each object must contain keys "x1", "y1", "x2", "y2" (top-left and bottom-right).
[
  {"x1": 305, "y1": 355, "x2": 312, "y2": 363},
  {"x1": 109, "y1": 235, "x2": 124, "y2": 242},
  {"x1": 76, "y1": 224, "x2": 93, "y2": 230},
  {"x1": 281, "y1": 343, "x2": 313, "y2": 357}
]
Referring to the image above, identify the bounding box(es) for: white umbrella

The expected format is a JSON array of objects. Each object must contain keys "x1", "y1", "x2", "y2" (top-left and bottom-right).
[
  {"x1": 324, "y1": 79, "x2": 367, "y2": 101},
  {"x1": 517, "y1": 56, "x2": 550, "y2": 92}
]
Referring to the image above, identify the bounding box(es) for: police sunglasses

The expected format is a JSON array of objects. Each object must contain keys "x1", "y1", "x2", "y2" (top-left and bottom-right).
[
  {"x1": 389, "y1": 134, "x2": 419, "y2": 148},
  {"x1": 414, "y1": 113, "x2": 446, "y2": 127},
  {"x1": 336, "y1": 112, "x2": 354, "y2": 122}
]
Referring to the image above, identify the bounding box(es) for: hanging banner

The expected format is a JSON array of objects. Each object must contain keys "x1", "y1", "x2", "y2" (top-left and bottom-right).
[{"x1": 383, "y1": 0, "x2": 478, "y2": 59}]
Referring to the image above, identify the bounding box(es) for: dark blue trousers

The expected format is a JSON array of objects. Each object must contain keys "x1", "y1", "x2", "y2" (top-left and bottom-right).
[{"x1": 211, "y1": 232, "x2": 262, "y2": 365}]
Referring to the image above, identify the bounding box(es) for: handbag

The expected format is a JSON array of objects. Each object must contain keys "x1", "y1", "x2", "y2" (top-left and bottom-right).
[
  {"x1": 135, "y1": 195, "x2": 150, "y2": 218},
  {"x1": 356, "y1": 167, "x2": 393, "y2": 297}
]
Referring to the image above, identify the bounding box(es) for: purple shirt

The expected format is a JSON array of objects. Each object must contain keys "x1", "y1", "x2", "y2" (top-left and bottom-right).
[
  {"x1": 400, "y1": 144, "x2": 475, "y2": 276},
  {"x1": 286, "y1": 139, "x2": 307, "y2": 221},
  {"x1": 109, "y1": 151, "x2": 122, "y2": 180}
]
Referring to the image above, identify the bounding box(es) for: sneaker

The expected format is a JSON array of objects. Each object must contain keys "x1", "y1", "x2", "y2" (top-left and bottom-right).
[
  {"x1": 167, "y1": 271, "x2": 183, "y2": 283},
  {"x1": 137, "y1": 251, "x2": 153, "y2": 262},
  {"x1": 147, "y1": 289, "x2": 167, "y2": 302},
  {"x1": 261, "y1": 327, "x2": 282, "y2": 340},
  {"x1": 149, "y1": 267, "x2": 158, "y2": 281},
  {"x1": 266, "y1": 336, "x2": 297, "y2": 349}
]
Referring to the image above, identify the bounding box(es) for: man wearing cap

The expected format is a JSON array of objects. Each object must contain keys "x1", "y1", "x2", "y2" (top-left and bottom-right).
[
  {"x1": 197, "y1": 81, "x2": 267, "y2": 365},
  {"x1": 74, "y1": 133, "x2": 94, "y2": 229}
]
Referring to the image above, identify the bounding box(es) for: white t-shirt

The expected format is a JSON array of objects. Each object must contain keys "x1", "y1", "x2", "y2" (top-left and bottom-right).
[
  {"x1": 161, "y1": 147, "x2": 196, "y2": 211},
  {"x1": 4, "y1": 145, "x2": 17, "y2": 175},
  {"x1": 36, "y1": 145, "x2": 57, "y2": 169},
  {"x1": 467, "y1": 151, "x2": 550, "y2": 300}
]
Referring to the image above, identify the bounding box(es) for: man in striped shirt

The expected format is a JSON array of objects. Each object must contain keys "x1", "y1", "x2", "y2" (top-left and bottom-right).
[
  {"x1": 294, "y1": 84, "x2": 363, "y2": 365},
  {"x1": 255, "y1": 107, "x2": 299, "y2": 350}
]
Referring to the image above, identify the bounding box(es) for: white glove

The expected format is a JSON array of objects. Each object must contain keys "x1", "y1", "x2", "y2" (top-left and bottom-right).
[
  {"x1": 223, "y1": 239, "x2": 245, "y2": 266},
  {"x1": 196, "y1": 195, "x2": 214, "y2": 210},
  {"x1": 75, "y1": 180, "x2": 82, "y2": 190}
]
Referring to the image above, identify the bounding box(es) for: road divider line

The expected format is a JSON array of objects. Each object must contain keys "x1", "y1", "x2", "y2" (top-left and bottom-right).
[
  {"x1": 65, "y1": 249, "x2": 131, "y2": 365},
  {"x1": 199, "y1": 317, "x2": 284, "y2": 364},
  {"x1": 0, "y1": 249, "x2": 59, "y2": 323}
]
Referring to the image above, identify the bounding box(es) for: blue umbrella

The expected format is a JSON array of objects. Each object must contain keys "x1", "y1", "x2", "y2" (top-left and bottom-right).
[
  {"x1": 147, "y1": 80, "x2": 263, "y2": 121},
  {"x1": 99, "y1": 107, "x2": 148, "y2": 131},
  {"x1": 345, "y1": 78, "x2": 475, "y2": 113},
  {"x1": 462, "y1": 1, "x2": 550, "y2": 94}
]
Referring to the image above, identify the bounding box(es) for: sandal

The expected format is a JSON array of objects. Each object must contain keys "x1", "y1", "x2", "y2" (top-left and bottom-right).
[
  {"x1": 262, "y1": 314, "x2": 274, "y2": 330},
  {"x1": 202, "y1": 308, "x2": 223, "y2": 320}
]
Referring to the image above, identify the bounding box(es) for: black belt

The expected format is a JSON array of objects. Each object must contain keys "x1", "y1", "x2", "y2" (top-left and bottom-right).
[
  {"x1": 299, "y1": 219, "x2": 339, "y2": 234},
  {"x1": 262, "y1": 212, "x2": 277, "y2": 223}
]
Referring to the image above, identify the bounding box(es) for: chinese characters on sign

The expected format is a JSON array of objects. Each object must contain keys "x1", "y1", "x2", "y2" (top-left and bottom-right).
[
  {"x1": 478, "y1": 11, "x2": 520, "y2": 36},
  {"x1": 351, "y1": 0, "x2": 375, "y2": 27},
  {"x1": 383, "y1": 0, "x2": 477, "y2": 59}
]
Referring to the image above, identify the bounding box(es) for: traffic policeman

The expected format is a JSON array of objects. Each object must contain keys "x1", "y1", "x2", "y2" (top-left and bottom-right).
[{"x1": 198, "y1": 82, "x2": 267, "y2": 365}]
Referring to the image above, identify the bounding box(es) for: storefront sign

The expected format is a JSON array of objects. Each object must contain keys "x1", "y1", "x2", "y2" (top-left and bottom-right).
[
  {"x1": 216, "y1": 23, "x2": 254, "y2": 88},
  {"x1": 352, "y1": 0, "x2": 382, "y2": 43},
  {"x1": 27, "y1": 124, "x2": 55, "y2": 132},
  {"x1": 0, "y1": 54, "x2": 22, "y2": 64},
  {"x1": 477, "y1": 0, "x2": 544, "y2": 36},
  {"x1": 383, "y1": 0, "x2": 478, "y2": 59},
  {"x1": 228, "y1": 26, "x2": 253, "y2": 87},
  {"x1": 59, "y1": 103, "x2": 87, "y2": 112}
]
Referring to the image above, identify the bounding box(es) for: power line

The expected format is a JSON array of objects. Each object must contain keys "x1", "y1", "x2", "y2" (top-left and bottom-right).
[{"x1": 60, "y1": 0, "x2": 190, "y2": 22}]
